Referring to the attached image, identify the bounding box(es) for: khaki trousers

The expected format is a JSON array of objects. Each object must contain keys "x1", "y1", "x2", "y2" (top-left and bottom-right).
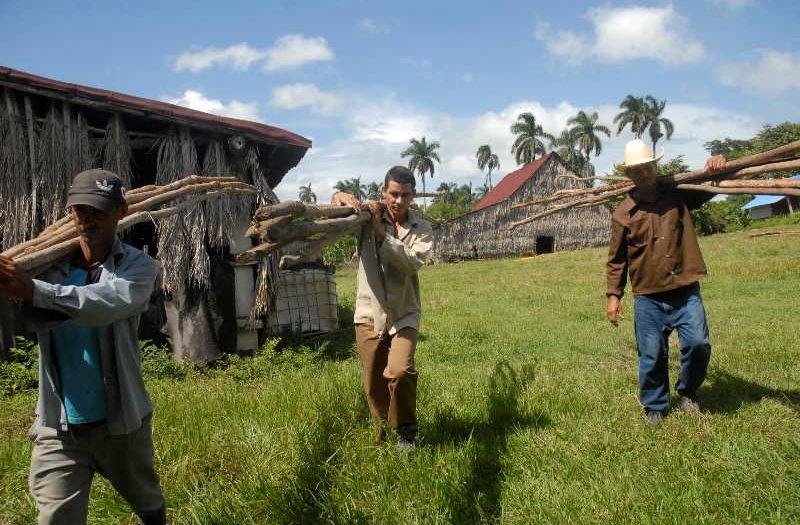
[
  {"x1": 29, "y1": 415, "x2": 165, "y2": 525},
  {"x1": 355, "y1": 323, "x2": 418, "y2": 439}
]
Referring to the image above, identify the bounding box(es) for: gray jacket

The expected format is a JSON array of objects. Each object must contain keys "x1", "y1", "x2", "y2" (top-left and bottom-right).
[{"x1": 30, "y1": 238, "x2": 159, "y2": 435}]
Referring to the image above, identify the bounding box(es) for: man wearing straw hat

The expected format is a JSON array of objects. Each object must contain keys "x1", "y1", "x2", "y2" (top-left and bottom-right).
[
  {"x1": 606, "y1": 140, "x2": 726, "y2": 426},
  {"x1": 333, "y1": 165, "x2": 433, "y2": 451},
  {"x1": 0, "y1": 169, "x2": 166, "y2": 524}
]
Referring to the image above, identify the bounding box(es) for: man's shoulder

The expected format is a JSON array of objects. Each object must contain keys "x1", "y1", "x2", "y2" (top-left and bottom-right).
[
  {"x1": 118, "y1": 242, "x2": 159, "y2": 272},
  {"x1": 611, "y1": 195, "x2": 635, "y2": 223},
  {"x1": 409, "y1": 210, "x2": 432, "y2": 233}
]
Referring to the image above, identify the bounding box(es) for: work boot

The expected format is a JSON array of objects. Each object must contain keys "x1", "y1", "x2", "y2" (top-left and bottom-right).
[
  {"x1": 678, "y1": 394, "x2": 701, "y2": 414},
  {"x1": 138, "y1": 506, "x2": 166, "y2": 525},
  {"x1": 644, "y1": 409, "x2": 665, "y2": 427},
  {"x1": 397, "y1": 436, "x2": 415, "y2": 452}
]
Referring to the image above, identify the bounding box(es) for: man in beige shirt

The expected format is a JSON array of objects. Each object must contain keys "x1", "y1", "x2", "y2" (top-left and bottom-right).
[{"x1": 333, "y1": 166, "x2": 433, "y2": 450}]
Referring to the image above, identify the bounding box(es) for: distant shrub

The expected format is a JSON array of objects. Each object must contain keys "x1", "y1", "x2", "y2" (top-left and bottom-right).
[
  {"x1": 692, "y1": 197, "x2": 752, "y2": 235},
  {"x1": 140, "y1": 341, "x2": 196, "y2": 380},
  {"x1": 322, "y1": 234, "x2": 358, "y2": 267},
  {"x1": 0, "y1": 336, "x2": 39, "y2": 397}
]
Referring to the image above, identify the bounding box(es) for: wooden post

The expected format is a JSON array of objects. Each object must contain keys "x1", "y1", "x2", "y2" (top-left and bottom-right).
[{"x1": 227, "y1": 176, "x2": 259, "y2": 353}]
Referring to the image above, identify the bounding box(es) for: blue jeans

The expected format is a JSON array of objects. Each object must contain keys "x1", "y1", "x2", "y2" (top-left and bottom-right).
[{"x1": 633, "y1": 283, "x2": 711, "y2": 411}]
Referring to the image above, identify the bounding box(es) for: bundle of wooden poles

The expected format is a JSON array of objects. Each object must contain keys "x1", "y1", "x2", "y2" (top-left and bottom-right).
[
  {"x1": 235, "y1": 202, "x2": 370, "y2": 269},
  {"x1": 508, "y1": 139, "x2": 800, "y2": 230},
  {"x1": 2, "y1": 175, "x2": 256, "y2": 275}
]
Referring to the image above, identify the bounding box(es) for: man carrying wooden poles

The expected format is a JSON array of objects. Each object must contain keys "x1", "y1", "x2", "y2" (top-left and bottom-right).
[
  {"x1": 332, "y1": 166, "x2": 433, "y2": 450},
  {"x1": 0, "y1": 169, "x2": 166, "y2": 525},
  {"x1": 606, "y1": 140, "x2": 727, "y2": 427}
]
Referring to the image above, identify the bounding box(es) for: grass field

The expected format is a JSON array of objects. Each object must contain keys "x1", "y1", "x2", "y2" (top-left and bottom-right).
[{"x1": 1, "y1": 226, "x2": 799, "y2": 524}]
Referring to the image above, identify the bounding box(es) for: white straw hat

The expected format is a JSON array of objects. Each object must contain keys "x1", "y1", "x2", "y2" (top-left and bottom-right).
[{"x1": 614, "y1": 139, "x2": 665, "y2": 172}]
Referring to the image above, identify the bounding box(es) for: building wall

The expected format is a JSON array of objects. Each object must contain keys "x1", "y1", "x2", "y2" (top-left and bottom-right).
[
  {"x1": 750, "y1": 197, "x2": 799, "y2": 220},
  {"x1": 750, "y1": 205, "x2": 773, "y2": 221},
  {"x1": 432, "y1": 156, "x2": 612, "y2": 261}
]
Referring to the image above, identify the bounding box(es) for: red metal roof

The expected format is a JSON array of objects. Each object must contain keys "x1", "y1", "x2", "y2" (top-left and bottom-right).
[
  {"x1": 472, "y1": 154, "x2": 551, "y2": 212},
  {"x1": 0, "y1": 66, "x2": 312, "y2": 149}
]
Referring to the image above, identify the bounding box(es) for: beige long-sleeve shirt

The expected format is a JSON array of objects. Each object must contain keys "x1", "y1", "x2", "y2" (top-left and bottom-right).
[{"x1": 354, "y1": 209, "x2": 433, "y2": 336}]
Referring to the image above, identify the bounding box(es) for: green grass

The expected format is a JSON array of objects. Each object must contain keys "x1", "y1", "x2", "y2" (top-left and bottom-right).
[{"x1": 1, "y1": 226, "x2": 799, "y2": 524}]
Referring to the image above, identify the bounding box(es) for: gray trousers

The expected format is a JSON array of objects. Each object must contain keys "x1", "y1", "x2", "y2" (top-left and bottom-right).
[{"x1": 29, "y1": 415, "x2": 165, "y2": 525}]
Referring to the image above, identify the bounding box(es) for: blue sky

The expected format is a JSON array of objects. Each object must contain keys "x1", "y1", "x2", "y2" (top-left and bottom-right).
[{"x1": 2, "y1": 0, "x2": 798, "y2": 201}]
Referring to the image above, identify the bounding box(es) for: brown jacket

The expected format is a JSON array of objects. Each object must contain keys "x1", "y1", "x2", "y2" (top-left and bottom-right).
[
  {"x1": 355, "y1": 209, "x2": 433, "y2": 336},
  {"x1": 606, "y1": 189, "x2": 712, "y2": 298}
]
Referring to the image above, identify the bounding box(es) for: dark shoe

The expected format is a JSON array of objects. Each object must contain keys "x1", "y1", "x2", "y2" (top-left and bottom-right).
[
  {"x1": 138, "y1": 506, "x2": 166, "y2": 525},
  {"x1": 397, "y1": 436, "x2": 415, "y2": 452},
  {"x1": 644, "y1": 409, "x2": 665, "y2": 427},
  {"x1": 678, "y1": 394, "x2": 701, "y2": 414}
]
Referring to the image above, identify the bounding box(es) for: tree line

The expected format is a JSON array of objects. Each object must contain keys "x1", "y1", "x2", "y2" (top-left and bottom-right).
[{"x1": 301, "y1": 97, "x2": 799, "y2": 225}]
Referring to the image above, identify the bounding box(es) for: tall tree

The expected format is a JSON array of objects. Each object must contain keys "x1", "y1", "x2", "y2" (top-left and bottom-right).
[
  {"x1": 643, "y1": 96, "x2": 674, "y2": 156},
  {"x1": 435, "y1": 181, "x2": 457, "y2": 204},
  {"x1": 704, "y1": 138, "x2": 753, "y2": 157},
  {"x1": 365, "y1": 181, "x2": 382, "y2": 200},
  {"x1": 750, "y1": 122, "x2": 800, "y2": 153},
  {"x1": 511, "y1": 112, "x2": 555, "y2": 165},
  {"x1": 550, "y1": 129, "x2": 589, "y2": 176},
  {"x1": 474, "y1": 183, "x2": 491, "y2": 200},
  {"x1": 475, "y1": 144, "x2": 500, "y2": 190},
  {"x1": 298, "y1": 183, "x2": 317, "y2": 204},
  {"x1": 401, "y1": 136, "x2": 441, "y2": 205},
  {"x1": 613, "y1": 95, "x2": 649, "y2": 138},
  {"x1": 333, "y1": 177, "x2": 366, "y2": 200},
  {"x1": 567, "y1": 110, "x2": 611, "y2": 161}
]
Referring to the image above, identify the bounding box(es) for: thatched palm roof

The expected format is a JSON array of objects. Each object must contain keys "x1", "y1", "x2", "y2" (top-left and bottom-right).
[
  {"x1": 0, "y1": 66, "x2": 311, "y2": 188},
  {"x1": 472, "y1": 154, "x2": 551, "y2": 212}
]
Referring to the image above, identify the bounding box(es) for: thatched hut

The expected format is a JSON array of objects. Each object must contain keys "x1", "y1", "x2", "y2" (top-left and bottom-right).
[
  {"x1": 0, "y1": 66, "x2": 311, "y2": 361},
  {"x1": 432, "y1": 153, "x2": 611, "y2": 261}
]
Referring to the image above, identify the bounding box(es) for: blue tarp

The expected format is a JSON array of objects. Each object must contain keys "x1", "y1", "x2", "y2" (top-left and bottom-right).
[{"x1": 741, "y1": 174, "x2": 800, "y2": 210}]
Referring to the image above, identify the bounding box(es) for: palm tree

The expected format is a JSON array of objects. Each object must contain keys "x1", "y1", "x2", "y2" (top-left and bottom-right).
[
  {"x1": 550, "y1": 129, "x2": 588, "y2": 176},
  {"x1": 298, "y1": 183, "x2": 317, "y2": 204},
  {"x1": 333, "y1": 177, "x2": 366, "y2": 200},
  {"x1": 401, "y1": 136, "x2": 441, "y2": 206},
  {"x1": 365, "y1": 181, "x2": 382, "y2": 201},
  {"x1": 510, "y1": 112, "x2": 555, "y2": 165},
  {"x1": 435, "y1": 181, "x2": 458, "y2": 204},
  {"x1": 474, "y1": 183, "x2": 491, "y2": 200},
  {"x1": 567, "y1": 110, "x2": 611, "y2": 160},
  {"x1": 643, "y1": 95, "x2": 674, "y2": 156},
  {"x1": 475, "y1": 144, "x2": 500, "y2": 190},
  {"x1": 613, "y1": 95, "x2": 649, "y2": 138}
]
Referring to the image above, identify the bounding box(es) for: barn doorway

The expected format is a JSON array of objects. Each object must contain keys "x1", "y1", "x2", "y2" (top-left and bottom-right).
[{"x1": 535, "y1": 236, "x2": 554, "y2": 255}]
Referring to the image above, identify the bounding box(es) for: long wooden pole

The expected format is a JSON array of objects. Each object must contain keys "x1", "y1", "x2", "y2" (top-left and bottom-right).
[{"x1": 511, "y1": 143, "x2": 800, "y2": 212}]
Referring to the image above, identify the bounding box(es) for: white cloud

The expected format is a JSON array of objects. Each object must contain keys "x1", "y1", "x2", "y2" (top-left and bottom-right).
[
  {"x1": 269, "y1": 83, "x2": 345, "y2": 116},
  {"x1": 263, "y1": 34, "x2": 334, "y2": 72},
  {"x1": 173, "y1": 35, "x2": 333, "y2": 73},
  {"x1": 349, "y1": 97, "x2": 435, "y2": 143},
  {"x1": 536, "y1": 5, "x2": 705, "y2": 65},
  {"x1": 359, "y1": 18, "x2": 390, "y2": 34},
  {"x1": 274, "y1": 94, "x2": 759, "y2": 203},
  {"x1": 718, "y1": 50, "x2": 800, "y2": 94},
  {"x1": 705, "y1": 0, "x2": 753, "y2": 9},
  {"x1": 174, "y1": 43, "x2": 267, "y2": 73},
  {"x1": 164, "y1": 90, "x2": 261, "y2": 121}
]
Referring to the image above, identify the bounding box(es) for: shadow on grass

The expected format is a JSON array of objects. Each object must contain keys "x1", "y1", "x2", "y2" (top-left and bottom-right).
[
  {"x1": 272, "y1": 389, "x2": 369, "y2": 525},
  {"x1": 700, "y1": 368, "x2": 800, "y2": 414},
  {"x1": 425, "y1": 360, "x2": 550, "y2": 525}
]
